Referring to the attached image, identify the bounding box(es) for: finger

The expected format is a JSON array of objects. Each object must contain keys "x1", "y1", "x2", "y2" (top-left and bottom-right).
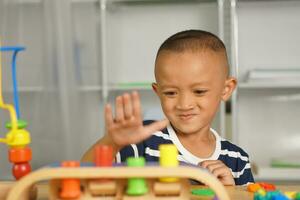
[
  {"x1": 104, "y1": 103, "x2": 114, "y2": 127},
  {"x1": 200, "y1": 160, "x2": 221, "y2": 168},
  {"x1": 132, "y1": 91, "x2": 141, "y2": 118},
  {"x1": 205, "y1": 162, "x2": 225, "y2": 173},
  {"x1": 144, "y1": 119, "x2": 169, "y2": 136},
  {"x1": 115, "y1": 96, "x2": 124, "y2": 122},
  {"x1": 211, "y1": 166, "x2": 231, "y2": 179},
  {"x1": 123, "y1": 93, "x2": 133, "y2": 119}
]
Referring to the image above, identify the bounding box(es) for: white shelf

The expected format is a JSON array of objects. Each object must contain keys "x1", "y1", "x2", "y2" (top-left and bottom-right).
[
  {"x1": 3, "y1": 86, "x2": 44, "y2": 93},
  {"x1": 109, "y1": 0, "x2": 216, "y2": 4},
  {"x1": 238, "y1": 82, "x2": 300, "y2": 89},
  {"x1": 255, "y1": 167, "x2": 300, "y2": 182}
]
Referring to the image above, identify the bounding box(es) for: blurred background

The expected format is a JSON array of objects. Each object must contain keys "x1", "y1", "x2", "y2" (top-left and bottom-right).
[{"x1": 0, "y1": 0, "x2": 300, "y2": 184}]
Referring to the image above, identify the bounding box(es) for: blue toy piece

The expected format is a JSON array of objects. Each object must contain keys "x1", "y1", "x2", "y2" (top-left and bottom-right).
[{"x1": 0, "y1": 46, "x2": 25, "y2": 119}]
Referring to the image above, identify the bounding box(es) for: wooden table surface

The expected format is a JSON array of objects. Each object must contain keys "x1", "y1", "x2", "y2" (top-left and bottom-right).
[{"x1": 1, "y1": 181, "x2": 300, "y2": 199}]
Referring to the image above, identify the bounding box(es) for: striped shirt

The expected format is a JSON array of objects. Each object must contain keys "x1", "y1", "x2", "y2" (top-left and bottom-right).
[{"x1": 116, "y1": 120, "x2": 254, "y2": 185}]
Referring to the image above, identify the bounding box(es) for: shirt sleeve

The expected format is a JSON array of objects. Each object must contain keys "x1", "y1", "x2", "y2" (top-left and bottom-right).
[{"x1": 233, "y1": 159, "x2": 255, "y2": 185}]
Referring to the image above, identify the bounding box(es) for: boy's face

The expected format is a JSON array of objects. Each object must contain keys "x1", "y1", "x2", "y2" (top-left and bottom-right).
[{"x1": 152, "y1": 50, "x2": 236, "y2": 135}]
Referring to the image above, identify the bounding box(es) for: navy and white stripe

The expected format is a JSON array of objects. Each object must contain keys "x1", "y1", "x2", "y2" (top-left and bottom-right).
[{"x1": 117, "y1": 120, "x2": 254, "y2": 185}]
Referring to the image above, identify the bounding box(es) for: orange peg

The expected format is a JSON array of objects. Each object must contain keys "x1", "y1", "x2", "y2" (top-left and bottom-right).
[
  {"x1": 9, "y1": 146, "x2": 32, "y2": 163},
  {"x1": 94, "y1": 145, "x2": 113, "y2": 167},
  {"x1": 60, "y1": 161, "x2": 81, "y2": 199}
]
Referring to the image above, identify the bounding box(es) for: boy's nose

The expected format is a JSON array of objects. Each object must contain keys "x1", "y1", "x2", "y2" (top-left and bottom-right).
[{"x1": 176, "y1": 95, "x2": 195, "y2": 110}]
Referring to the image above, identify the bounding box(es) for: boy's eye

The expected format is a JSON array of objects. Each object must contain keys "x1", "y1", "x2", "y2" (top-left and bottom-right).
[
  {"x1": 163, "y1": 91, "x2": 177, "y2": 96},
  {"x1": 194, "y1": 90, "x2": 207, "y2": 95}
]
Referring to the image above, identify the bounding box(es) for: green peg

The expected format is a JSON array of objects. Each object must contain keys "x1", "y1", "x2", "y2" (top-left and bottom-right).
[{"x1": 126, "y1": 157, "x2": 148, "y2": 196}]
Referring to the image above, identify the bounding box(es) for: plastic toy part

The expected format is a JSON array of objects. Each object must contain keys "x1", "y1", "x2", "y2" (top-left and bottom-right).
[
  {"x1": 248, "y1": 183, "x2": 262, "y2": 192},
  {"x1": 94, "y1": 145, "x2": 113, "y2": 167},
  {"x1": 191, "y1": 188, "x2": 215, "y2": 197},
  {"x1": 159, "y1": 144, "x2": 179, "y2": 182},
  {"x1": 88, "y1": 145, "x2": 117, "y2": 196},
  {"x1": 60, "y1": 161, "x2": 81, "y2": 199},
  {"x1": 126, "y1": 157, "x2": 148, "y2": 196},
  {"x1": 259, "y1": 182, "x2": 276, "y2": 191},
  {"x1": 9, "y1": 146, "x2": 32, "y2": 163},
  {"x1": 6, "y1": 120, "x2": 28, "y2": 129},
  {"x1": 5, "y1": 128, "x2": 31, "y2": 148},
  {"x1": 12, "y1": 162, "x2": 31, "y2": 180},
  {"x1": 295, "y1": 192, "x2": 300, "y2": 200}
]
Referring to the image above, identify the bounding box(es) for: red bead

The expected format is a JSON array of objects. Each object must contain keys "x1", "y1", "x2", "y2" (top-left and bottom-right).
[
  {"x1": 12, "y1": 162, "x2": 31, "y2": 180},
  {"x1": 94, "y1": 145, "x2": 113, "y2": 167}
]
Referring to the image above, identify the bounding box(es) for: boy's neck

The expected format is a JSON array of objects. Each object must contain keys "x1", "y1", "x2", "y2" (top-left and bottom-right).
[{"x1": 174, "y1": 125, "x2": 216, "y2": 159}]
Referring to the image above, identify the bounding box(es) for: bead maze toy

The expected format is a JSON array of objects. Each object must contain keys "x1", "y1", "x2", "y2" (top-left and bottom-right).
[
  {"x1": 7, "y1": 144, "x2": 231, "y2": 200},
  {"x1": 0, "y1": 41, "x2": 32, "y2": 180}
]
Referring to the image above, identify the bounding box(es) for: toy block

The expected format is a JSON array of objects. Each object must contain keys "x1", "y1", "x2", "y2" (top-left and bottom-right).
[
  {"x1": 94, "y1": 145, "x2": 113, "y2": 167},
  {"x1": 126, "y1": 157, "x2": 148, "y2": 196},
  {"x1": 59, "y1": 161, "x2": 81, "y2": 199},
  {"x1": 153, "y1": 181, "x2": 181, "y2": 196},
  {"x1": 159, "y1": 144, "x2": 179, "y2": 182},
  {"x1": 88, "y1": 180, "x2": 117, "y2": 196},
  {"x1": 247, "y1": 183, "x2": 262, "y2": 192}
]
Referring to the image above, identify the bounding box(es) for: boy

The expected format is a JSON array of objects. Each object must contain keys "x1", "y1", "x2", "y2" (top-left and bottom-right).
[{"x1": 82, "y1": 30, "x2": 254, "y2": 186}]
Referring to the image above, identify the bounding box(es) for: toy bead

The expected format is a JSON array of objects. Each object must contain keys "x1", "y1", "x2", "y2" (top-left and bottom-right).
[
  {"x1": 258, "y1": 182, "x2": 276, "y2": 191},
  {"x1": 60, "y1": 161, "x2": 81, "y2": 199},
  {"x1": 94, "y1": 145, "x2": 113, "y2": 167},
  {"x1": 159, "y1": 144, "x2": 179, "y2": 182},
  {"x1": 12, "y1": 162, "x2": 31, "y2": 180},
  {"x1": 9, "y1": 146, "x2": 32, "y2": 163},
  {"x1": 126, "y1": 157, "x2": 148, "y2": 196}
]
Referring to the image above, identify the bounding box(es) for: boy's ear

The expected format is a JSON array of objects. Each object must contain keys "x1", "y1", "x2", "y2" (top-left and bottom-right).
[
  {"x1": 152, "y1": 83, "x2": 159, "y2": 94},
  {"x1": 221, "y1": 77, "x2": 237, "y2": 101}
]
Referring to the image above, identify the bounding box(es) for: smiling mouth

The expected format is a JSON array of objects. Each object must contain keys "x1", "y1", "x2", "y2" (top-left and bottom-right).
[{"x1": 178, "y1": 114, "x2": 196, "y2": 120}]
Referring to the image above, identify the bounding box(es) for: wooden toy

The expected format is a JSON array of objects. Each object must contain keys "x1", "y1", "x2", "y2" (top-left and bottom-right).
[
  {"x1": 6, "y1": 163, "x2": 230, "y2": 200},
  {"x1": 7, "y1": 144, "x2": 229, "y2": 200}
]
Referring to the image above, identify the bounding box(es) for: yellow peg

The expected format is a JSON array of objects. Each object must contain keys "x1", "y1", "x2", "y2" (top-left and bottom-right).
[{"x1": 159, "y1": 144, "x2": 179, "y2": 182}]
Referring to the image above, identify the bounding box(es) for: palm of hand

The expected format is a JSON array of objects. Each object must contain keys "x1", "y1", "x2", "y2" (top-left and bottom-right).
[{"x1": 105, "y1": 92, "x2": 168, "y2": 148}]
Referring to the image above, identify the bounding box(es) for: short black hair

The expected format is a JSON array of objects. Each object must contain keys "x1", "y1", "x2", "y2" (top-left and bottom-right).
[
  {"x1": 156, "y1": 29, "x2": 227, "y2": 56},
  {"x1": 155, "y1": 30, "x2": 229, "y2": 76}
]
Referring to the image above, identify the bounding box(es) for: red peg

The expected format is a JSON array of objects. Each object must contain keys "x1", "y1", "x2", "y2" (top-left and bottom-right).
[
  {"x1": 94, "y1": 145, "x2": 113, "y2": 167},
  {"x1": 12, "y1": 162, "x2": 31, "y2": 180}
]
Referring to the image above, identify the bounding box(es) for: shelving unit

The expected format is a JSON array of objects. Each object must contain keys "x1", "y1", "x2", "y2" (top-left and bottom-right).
[
  {"x1": 230, "y1": 0, "x2": 300, "y2": 182},
  {"x1": 98, "y1": 0, "x2": 229, "y2": 138}
]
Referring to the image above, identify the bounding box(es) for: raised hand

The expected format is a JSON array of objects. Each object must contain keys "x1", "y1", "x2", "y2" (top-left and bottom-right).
[
  {"x1": 104, "y1": 91, "x2": 168, "y2": 149},
  {"x1": 199, "y1": 160, "x2": 235, "y2": 186}
]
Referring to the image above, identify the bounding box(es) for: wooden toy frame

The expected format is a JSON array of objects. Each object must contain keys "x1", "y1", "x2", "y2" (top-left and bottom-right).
[{"x1": 7, "y1": 165, "x2": 230, "y2": 200}]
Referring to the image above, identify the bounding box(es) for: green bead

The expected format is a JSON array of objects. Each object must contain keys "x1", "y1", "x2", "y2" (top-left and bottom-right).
[
  {"x1": 126, "y1": 157, "x2": 148, "y2": 196},
  {"x1": 191, "y1": 188, "x2": 215, "y2": 196},
  {"x1": 5, "y1": 119, "x2": 28, "y2": 129}
]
